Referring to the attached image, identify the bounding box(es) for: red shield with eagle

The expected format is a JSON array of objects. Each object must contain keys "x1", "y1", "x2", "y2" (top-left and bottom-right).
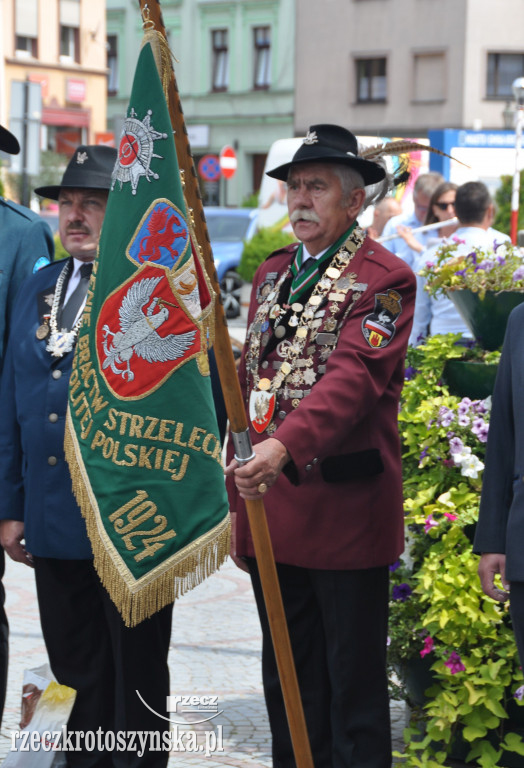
[{"x1": 96, "y1": 265, "x2": 201, "y2": 399}]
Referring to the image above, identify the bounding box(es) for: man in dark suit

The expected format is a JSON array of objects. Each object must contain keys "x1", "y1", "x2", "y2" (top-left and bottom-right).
[
  {"x1": 0, "y1": 146, "x2": 173, "y2": 767},
  {"x1": 225, "y1": 125, "x2": 416, "y2": 767},
  {"x1": 475, "y1": 304, "x2": 524, "y2": 665},
  {"x1": 0, "y1": 122, "x2": 53, "y2": 726}
]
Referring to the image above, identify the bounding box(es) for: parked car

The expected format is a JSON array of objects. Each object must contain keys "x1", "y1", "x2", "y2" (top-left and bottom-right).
[{"x1": 205, "y1": 207, "x2": 259, "y2": 318}]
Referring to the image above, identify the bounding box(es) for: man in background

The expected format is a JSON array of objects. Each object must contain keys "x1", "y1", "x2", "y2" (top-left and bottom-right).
[
  {"x1": 409, "y1": 180, "x2": 509, "y2": 346},
  {"x1": 381, "y1": 171, "x2": 443, "y2": 266},
  {"x1": 0, "y1": 146, "x2": 172, "y2": 767},
  {"x1": 0, "y1": 122, "x2": 53, "y2": 725},
  {"x1": 367, "y1": 196, "x2": 402, "y2": 240}
]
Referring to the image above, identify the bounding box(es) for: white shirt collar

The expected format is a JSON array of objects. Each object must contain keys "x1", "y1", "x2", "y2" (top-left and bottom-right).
[{"x1": 302, "y1": 244, "x2": 329, "y2": 264}]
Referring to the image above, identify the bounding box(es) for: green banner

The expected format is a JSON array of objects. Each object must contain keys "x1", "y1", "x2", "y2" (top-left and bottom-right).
[{"x1": 65, "y1": 40, "x2": 229, "y2": 627}]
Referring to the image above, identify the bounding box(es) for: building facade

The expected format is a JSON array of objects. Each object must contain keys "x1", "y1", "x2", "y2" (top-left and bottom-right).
[
  {"x1": 294, "y1": 0, "x2": 524, "y2": 138},
  {"x1": 1, "y1": 0, "x2": 108, "y2": 158},
  {"x1": 106, "y1": 0, "x2": 295, "y2": 206}
]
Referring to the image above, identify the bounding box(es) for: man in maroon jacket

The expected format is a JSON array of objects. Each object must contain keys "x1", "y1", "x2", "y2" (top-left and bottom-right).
[{"x1": 226, "y1": 125, "x2": 416, "y2": 768}]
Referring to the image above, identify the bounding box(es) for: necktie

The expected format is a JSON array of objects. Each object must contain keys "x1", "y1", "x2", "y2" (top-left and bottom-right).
[{"x1": 60, "y1": 263, "x2": 93, "y2": 331}]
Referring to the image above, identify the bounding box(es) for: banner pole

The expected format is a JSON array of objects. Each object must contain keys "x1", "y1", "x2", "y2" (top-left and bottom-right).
[{"x1": 137, "y1": 3, "x2": 314, "y2": 766}]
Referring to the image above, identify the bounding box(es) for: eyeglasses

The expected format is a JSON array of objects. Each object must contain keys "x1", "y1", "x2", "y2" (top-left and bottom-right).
[{"x1": 434, "y1": 201, "x2": 455, "y2": 211}]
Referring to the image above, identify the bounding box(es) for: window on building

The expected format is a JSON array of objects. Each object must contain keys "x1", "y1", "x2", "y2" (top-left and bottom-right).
[
  {"x1": 107, "y1": 35, "x2": 119, "y2": 95},
  {"x1": 212, "y1": 29, "x2": 229, "y2": 92},
  {"x1": 60, "y1": 25, "x2": 79, "y2": 62},
  {"x1": 413, "y1": 53, "x2": 446, "y2": 102},
  {"x1": 487, "y1": 53, "x2": 524, "y2": 99},
  {"x1": 356, "y1": 58, "x2": 387, "y2": 103},
  {"x1": 14, "y1": 0, "x2": 38, "y2": 58},
  {"x1": 59, "y1": 0, "x2": 80, "y2": 63},
  {"x1": 253, "y1": 26, "x2": 271, "y2": 90}
]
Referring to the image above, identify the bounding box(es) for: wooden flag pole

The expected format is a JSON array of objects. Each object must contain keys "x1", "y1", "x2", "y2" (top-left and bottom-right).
[{"x1": 137, "y1": 3, "x2": 314, "y2": 767}]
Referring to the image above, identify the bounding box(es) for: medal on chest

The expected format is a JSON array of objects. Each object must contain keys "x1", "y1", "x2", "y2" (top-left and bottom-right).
[
  {"x1": 249, "y1": 388, "x2": 276, "y2": 434},
  {"x1": 44, "y1": 262, "x2": 85, "y2": 358},
  {"x1": 245, "y1": 228, "x2": 366, "y2": 433}
]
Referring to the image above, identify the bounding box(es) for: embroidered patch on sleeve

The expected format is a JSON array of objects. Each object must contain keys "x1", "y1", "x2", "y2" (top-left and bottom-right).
[
  {"x1": 257, "y1": 271, "x2": 278, "y2": 304},
  {"x1": 362, "y1": 289, "x2": 402, "y2": 349}
]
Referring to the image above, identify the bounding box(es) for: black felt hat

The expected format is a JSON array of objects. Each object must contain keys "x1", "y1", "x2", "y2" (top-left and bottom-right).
[
  {"x1": 267, "y1": 124, "x2": 385, "y2": 186},
  {"x1": 0, "y1": 124, "x2": 20, "y2": 155},
  {"x1": 34, "y1": 145, "x2": 117, "y2": 200}
]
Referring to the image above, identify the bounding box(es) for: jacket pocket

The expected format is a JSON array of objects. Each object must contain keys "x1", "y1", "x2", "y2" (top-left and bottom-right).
[{"x1": 320, "y1": 448, "x2": 384, "y2": 483}]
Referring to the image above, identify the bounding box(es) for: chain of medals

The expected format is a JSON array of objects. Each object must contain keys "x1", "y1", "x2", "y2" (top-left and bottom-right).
[
  {"x1": 41, "y1": 261, "x2": 85, "y2": 358},
  {"x1": 245, "y1": 226, "x2": 365, "y2": 433}
]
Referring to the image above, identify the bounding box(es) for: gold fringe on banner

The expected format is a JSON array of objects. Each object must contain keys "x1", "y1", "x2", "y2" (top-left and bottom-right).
[
  {"x1": 141, "y1": 10, "x2": 174, "y2": 103},
  {"x1": 64, "y1": 411, "x2": 231, "y2": 627}
]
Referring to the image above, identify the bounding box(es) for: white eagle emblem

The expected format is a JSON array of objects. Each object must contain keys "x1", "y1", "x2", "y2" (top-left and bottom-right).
[
  {"x1": 303, "y1": 130, "x2": 318, "y2": 145},
  {"x1": 102, "y1": 276, "x2": 196, "y2": 381}
]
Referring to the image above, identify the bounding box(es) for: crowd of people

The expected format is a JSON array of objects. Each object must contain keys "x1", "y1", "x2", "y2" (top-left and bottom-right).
[{"x1": 0, "y1": 116, "x2": 522, "y2": 768}]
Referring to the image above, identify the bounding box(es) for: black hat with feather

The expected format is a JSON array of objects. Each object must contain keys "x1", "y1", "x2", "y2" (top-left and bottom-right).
[{"x1": 267, "y1": 124, "x2": 386, "y2": 186}]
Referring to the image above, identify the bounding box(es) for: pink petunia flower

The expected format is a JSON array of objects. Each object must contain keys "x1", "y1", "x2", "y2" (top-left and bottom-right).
[
  {"x1": 420, "y1": 636, "x2": 434, "y2": 657},
  {"x1": 445, "y1": 651, "x2": 465, "y2": 674},
  {"x1": 443, "y1": 512, "x2": 458, "y2": 522},
  {"x1": 424, "y1": 515, "x2": 439, "y2": 534}
]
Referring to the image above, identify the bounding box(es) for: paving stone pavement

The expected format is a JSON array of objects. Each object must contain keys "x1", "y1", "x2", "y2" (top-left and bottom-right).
[{"x1": 0, "y1": 554, "x2": 413, "y2": 766}]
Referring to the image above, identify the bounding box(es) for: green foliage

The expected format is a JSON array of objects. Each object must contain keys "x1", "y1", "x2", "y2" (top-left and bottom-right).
[
  {"x1": 53, "y1": 232, "x2": 69, "y2": 261},
  {"x1": 493, "y1": 171, "x2": 524, "y2": 235},
  {"x1": 391, "y1": 334, "x2": 524, "y2": 767},
  {"x1": 241, "y1": 191, "x2": 259, "y2": 208},
  {"x1": 237, "y1": 227, "x2": 296, "y2": 282},
  {"x1": 421, "y1": 241, "x2": 524, "y2": 300}
]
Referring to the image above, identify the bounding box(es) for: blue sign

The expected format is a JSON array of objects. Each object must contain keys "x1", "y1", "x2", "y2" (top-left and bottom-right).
[
  {"x1": 428, "y1": 129, "x2": 516, "y2": 178},
  {"x1": 198, "y1": 154, "x2": 221, "y2": 182}
]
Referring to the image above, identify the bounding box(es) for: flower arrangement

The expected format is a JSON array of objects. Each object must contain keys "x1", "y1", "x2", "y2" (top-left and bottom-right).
[
  {"x1": 420, "y1": 239, "x2": 524, "y2": 300},
  {"x1": 390, "y1": 334, "x2": 524, "y2": 768}
]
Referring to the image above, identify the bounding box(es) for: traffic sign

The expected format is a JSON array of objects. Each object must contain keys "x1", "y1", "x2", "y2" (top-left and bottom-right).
[
  {"x1": 219, "y1": 145, "x2": 237, "y2": 179},
  {"x1": 198, "y1": 154, "x2": 221, "y2": 182}
]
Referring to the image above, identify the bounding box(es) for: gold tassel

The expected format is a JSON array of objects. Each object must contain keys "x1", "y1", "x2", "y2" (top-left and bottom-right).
[
  {"x1": 140, "y1": 6, "x2": 175, "y2": 103},
  {"x1": 65, "y1": 410, "x2": 231, "y2": 627}
]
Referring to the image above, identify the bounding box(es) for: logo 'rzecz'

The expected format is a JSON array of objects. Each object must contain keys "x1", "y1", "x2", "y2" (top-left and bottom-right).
[{"x1": 112, "y1": 108, "x2": 167, "y2": 195}]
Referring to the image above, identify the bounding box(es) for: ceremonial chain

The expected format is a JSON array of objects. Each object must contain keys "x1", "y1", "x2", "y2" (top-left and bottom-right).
[
  {"x1": 44, "y1": 261, "x2": 85, "y2": 358},
  {"x1": 245, "y1": 227, "x2": 365, "y2": 431}
]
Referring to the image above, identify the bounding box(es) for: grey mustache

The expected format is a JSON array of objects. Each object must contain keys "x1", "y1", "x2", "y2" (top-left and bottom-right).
[{"x1": 290, "y1": 209, "x2": 321, "y2": 224}]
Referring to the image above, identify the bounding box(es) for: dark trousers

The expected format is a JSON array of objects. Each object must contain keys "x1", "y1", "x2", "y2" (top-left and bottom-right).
[
  {"x1": 509, "y1": 582, "x2": 524, "y2": 669},
  {"x1": 0, "y1": 548, "x2": 8, "y2": 727},
  {"x1": 247, "y1": 558, "x2": 391, "y2": 768},
  {"x1": 34, "y1": 557, "x2": 173, "y2": 768}
]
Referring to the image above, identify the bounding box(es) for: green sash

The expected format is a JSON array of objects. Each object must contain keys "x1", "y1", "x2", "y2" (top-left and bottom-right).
[{"x1": 289, "y1": 223, "x2": 357, "y2": 303}]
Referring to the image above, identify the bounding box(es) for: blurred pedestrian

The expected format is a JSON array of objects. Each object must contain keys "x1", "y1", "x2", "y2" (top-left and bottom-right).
[
  {"x1": 396, "y1": 181, "x2": 458, "y2": 255},
  {"x1": 475, "y1": 304, "x2": 524, "y2": 667},
  {"x1": 381, "y1": 171, "x2": 444, "y2": 266},
  {"x1": 0, "y1": 122, "x2": 53, "y2": 727},
  {"x1": 409, "y1": 181, "x2": 509, "y2": 346},
  {"x1": 367, "y1": 196, "x2": 402, "y2": 240}
]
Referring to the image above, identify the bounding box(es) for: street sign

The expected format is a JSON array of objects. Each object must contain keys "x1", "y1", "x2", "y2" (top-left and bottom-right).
[
  {"x1": 198, "y1": 154, "x2": 221, "y2": 182},
  {"x1": 9, "y1": 80, "x2": 42, "y2": 176},
  {"x1": 219, "y1": 145, "x2": 237, "y2": 179}
]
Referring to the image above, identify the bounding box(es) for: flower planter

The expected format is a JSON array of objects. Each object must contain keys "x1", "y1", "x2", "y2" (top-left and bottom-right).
[
  {"x1": 443, "y1": 360, "x2": 499, "y2": 399},
  {"x1": 402, "y1": 656, "x2": 524, "y2": 767},
  {"x1": 447, "y1": 290, "x2": 524, "y2": 351}
]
